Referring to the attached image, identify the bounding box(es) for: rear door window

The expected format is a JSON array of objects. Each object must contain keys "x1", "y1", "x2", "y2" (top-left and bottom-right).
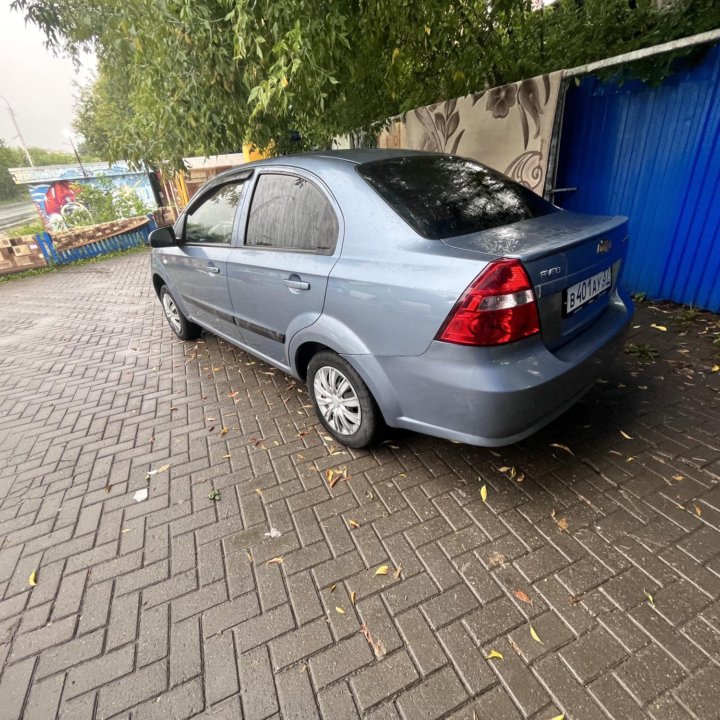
[
  {"x1": 245, "y1": 173, "x2": 338, "y2": 254},
  {"x1": 357, "y1": 155, "x2": 558, "y2": 239}
]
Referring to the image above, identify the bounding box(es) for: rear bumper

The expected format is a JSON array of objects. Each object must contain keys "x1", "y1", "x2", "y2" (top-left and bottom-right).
[{"x1": 346, "y1": 289, "x2": 633, "y2": 446}]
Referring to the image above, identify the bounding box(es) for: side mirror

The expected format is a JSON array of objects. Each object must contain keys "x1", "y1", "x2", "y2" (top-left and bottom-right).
[{"x1": 149, "y1": 226, "x2": 177, "y2": 248}]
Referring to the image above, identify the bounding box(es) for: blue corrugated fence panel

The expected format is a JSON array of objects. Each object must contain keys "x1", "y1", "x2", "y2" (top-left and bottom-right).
[{"x1": 556, "y1": 44, "x2": 720, "y2": 311}]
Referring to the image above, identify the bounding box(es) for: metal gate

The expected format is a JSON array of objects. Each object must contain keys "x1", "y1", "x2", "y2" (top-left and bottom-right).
[{"x1": 554, "y1": 44, "x2": 720, "y2": 311}]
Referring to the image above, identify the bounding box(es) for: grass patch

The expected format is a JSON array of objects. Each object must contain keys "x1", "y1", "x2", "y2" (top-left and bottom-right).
[{"x1": 0, "y1": 244, "x2": 149, "y2": 284}]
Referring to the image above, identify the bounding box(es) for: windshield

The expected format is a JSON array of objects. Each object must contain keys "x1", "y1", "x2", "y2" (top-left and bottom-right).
[{"x1": 357, "y1": 155, "x2": 558, "y2": 240}]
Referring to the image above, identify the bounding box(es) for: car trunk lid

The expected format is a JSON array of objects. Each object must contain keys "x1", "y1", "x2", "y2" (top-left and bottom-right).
[{"x1": 440, "y1": 211, "x2": 629, "y2": 351}]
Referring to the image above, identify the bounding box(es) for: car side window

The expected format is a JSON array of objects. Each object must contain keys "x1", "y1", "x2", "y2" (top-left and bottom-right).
[
  {"x1": 245, "y1": 174, "x2": 338, "y2": 253},
  {"x1": 184, "y1": 183, "x2": 244, "y2": 245}
]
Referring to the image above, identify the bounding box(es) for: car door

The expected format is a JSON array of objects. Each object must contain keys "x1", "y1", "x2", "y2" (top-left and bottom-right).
[
  {"x1": 226, "y1": 170, "x2": 341, "y2": 365},
  {"x1": 163, "y1": 181, "x2": 246, "y2": 341}
]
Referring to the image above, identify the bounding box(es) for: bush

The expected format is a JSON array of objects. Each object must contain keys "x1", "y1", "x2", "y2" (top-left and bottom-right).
[{"x1": 67, "y1": 177, "x2": 150, "y2": 227}]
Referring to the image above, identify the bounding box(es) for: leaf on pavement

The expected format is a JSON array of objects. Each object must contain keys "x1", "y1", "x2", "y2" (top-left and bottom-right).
[
  {"x1": 228, "y1": 391, "x2": 240, "y2": 398},
  {"x1": 620, "y1": 430, "x2": 633, "y2": 439},
  {"x1": 711, "y1": 365, "x2": 720, "y2": 373},
  {"x1": 374, "y1": 565, "x2": 389, "y2": 576},
  {"x1": 255, "y1": 488, "x2": 263, "y2": 496},
  {"x1": 672, "y1": 475, "x2": 684, "y2": 481},
  {"x1": 351, "y1": 591, "x2": 357, "y2": 606},
  {"x1": 347, "y1": 519, "x2": 360, "y2": 529},
  {"x1": 549, "y1": 715, "x2": 565, "y2": 720},
  {"x1": 28, "y1": 571, "x2": 37, "y2": 587},
  {"x1": 266, "y1": 556, "x2": 284, "y2": 565},
  {"x1": 219, "y1": 426, "x2": 228, "y2": 436},
  {"x1": 551, "y1": 509, "x2": 569, "y2": 532},
  {"x1": 486, "y1": 649, "x2": 504, "y2": 661},
  {"x1": 514, "y1": 590, "x2": 533, "y2": 605},
  {"x1": 335, "y1": 606, "x2": 346, "y2": 614},
  {"x1": 360, "y1": 623, "x2": 386, "y2": 659},
  {"x1": 550, "y1": 443, "x2": 574, "y2": 455},
  {"x1": 480, "y1": 485, "x2": 488, "y2": 503},
  {"x1": 694, "y1": 504, "x2": 702, "y2": 517},
  {"x1": 644, "y1": 589, "x2": 655, "y2": 608},
  {"x1": 530, "y1": 625, "x2": 544, "y2": 644},
  {"x1": 157, "y1": 464, "x2": 171, "y2": 473},
  {"x1": 394, "y1": 566, "x2": 402, "y2": 579},
  {"x1": 650, "y1": 324, "x2": 667, "y2": 331}
]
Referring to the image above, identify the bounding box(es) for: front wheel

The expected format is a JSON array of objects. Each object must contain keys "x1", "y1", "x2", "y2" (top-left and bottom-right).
[
  {"x1": 160, "y1": 286, "x2": 202, "y2": 341},
  {"x1": 307, "y1": 351, "x2": 383, "y2": 448}
]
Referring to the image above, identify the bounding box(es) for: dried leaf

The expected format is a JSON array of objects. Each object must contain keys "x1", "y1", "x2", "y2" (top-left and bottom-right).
[
  {"x1": 219, "y1": 427, "x2": 228, "y2": 436},
  {"x1": 326, "y1": 469, "x2": 339, "y2": 488},
  {"x1": 266, "y1": 556, "x2": 284, "y2": 565},
  {"x1": 28, "y1": 571, "x2": 37, "y2": 587},
  {"x1": 360, "y1": 623, "x2": 386, "y2": 659},
  {"x1": 228, "y1": 391, "x2": 240, "y2": 398},
  {"x1": 104, "y1": 484, "x2": 112, "y2": 493},
  {"x1": 551, "y1": 509, "x2": 569, "y2": 532},
  {"x1": 347, "y1": 519, "x2": 360, "y2": 529},
  {"x1": 335, "y1": 606, "x2": 346, "y2": 614},
  {"x1": 549, "y1": 715, "x2": 565, "y2": 720},
  {"x1": 694, "y1": 504, "x2": 702, "y2": 517},
  {"x1": 550, "y1": 443, "x2": 574, "y2": 455},
  {"x1": 375, "y1": 565, "x2": 389, "y2": 576},
  {"x1": 486, "y1": 649, "x2": 504, "y2": 661},
  {"x1": 480, "y1": 485, "x2": 488, "y2": 503},
  {"x1": 645, "y1": 589, "x2": 655, "y2": 608},
  {"x1": 498, "y1": 466, "x2": 511, "y2": 473},
  {"x1": 620, "y1": 430, "x2": 633, "y2": 440},
  {"x1": 711, "y1": 365, "x2": 720, "y2": 373},
  {"x1": 394, "y1": 566, "x2": 402, "y2": 579},
  {"x1": 514, "y1": 590, "x2": 533, "y2": 605},
  {"x1": 255, "y1": 488, "x2": 263, "y2": 496},
  {"x1": 330, "y1": 584, "x2": 336, "y2": 592},
  {"x1": 672, "y1": 475, "x2": 684, "y2": 481},
  {"x1": 351, "y1": 591, "x2": 357, "y2": 606},
  {"x1": 157, "y1": 464, "x2": 171, "y2": 473},
  {"x1": 650, "y1": 324, "x2": 668, "y2": 332},
  {"x1": 530, "y1": 625, "x2": 544, "y2": 644}
]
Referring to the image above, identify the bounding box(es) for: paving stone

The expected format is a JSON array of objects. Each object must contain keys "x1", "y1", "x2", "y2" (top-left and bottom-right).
[{"x1": 0, "y1": 255, "x2": 717, "y2": 719}]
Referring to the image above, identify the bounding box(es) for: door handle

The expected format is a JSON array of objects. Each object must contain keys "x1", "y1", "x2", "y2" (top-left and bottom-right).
[
  {"x1": 207, "y1": 265, "x2": 221, "y2": 275},
  {"x1": 283, "y1": 277, "x2": 310, "y2": 291}
]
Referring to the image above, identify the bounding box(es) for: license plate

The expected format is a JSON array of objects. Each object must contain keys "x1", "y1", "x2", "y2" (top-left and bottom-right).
[{"x1": 563, "y1": 268, "x2": 612, "y2": 316}]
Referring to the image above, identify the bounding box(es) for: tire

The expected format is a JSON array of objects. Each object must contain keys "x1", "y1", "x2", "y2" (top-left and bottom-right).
[
  {"x1": 159, "y1": 286, "x2": 202, "y2": 341},
  {"x1": 307, "y1": 350, "x2": 383, "y2": 448}
]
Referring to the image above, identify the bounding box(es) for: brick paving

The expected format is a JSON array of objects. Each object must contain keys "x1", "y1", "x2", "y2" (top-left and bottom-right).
[{"x1": 0, "y1": 250, "x2": 719, "y2": 720}]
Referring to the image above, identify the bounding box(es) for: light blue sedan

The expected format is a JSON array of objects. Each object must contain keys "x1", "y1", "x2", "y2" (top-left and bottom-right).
[{"x1": 150, "y1": 150, "x2": 633, "y2": 448}]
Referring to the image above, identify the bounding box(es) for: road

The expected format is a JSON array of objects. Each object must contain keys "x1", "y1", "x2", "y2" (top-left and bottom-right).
[{"x1": 0, "y1": 200, "x2": 37, "y2": 233}]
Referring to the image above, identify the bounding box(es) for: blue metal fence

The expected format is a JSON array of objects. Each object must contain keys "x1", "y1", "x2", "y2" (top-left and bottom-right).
[
  {"x1": 555, "y1": 44, "x2": 720, "y2": 311},
  {"x1": 36, "y1": 216, "x2": 156, "y2": 266}
]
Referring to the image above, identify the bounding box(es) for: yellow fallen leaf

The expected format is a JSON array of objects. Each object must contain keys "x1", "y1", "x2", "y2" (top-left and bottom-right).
[
  {"x1": 620, "y1": 430, "x2": 633, "y2": 440},
  {"x1": 255, "y1": 488, "x2": 263, "y2": 496},
  {"x1": 672, "y1": 475, "x2": 684, "y2": 481},
  {"x1": 219, "y1": 427, "x2": 228, "y2": 436},
  {"x1": 28, "y1": 571, "x2": 37, "y2": 587},
  {"x1": 694, "y1": 505, "x2": 702, "y2": 517},
  {"x1": 266, "y1": 556, "x2": 284, "y2": 565},
  {"x1": 347, "y1": 519, "x2": 360, "y2": 529},
  {"x1": 711, "y1": 365, "x2": 720, "y2": 373},
  {"x1": 549, "y1": 715, "x2": 565, "y2": 720},
  {"x1": 335, "y1": 606, "x2": 346, "y2": 614},
  {"x1": 550, "y1": 443, "x2": 574, "y2": 455},
  {"x1": 223, "y1": 454, "x2": 231, "y2": 459},
  {"x1": 351, "y1": 591, "x2": 357, "y2": 606},
  {"x1": 375, "y1": 565, "x2": 389, "y2": 576},
  {"x1": 394, "y1": 566, "x2": 402, "y2": 579},
  {"x1": 157, "y1": 464, "x2": 171, "y2": 473},
  {"x1": 514, "y1": 590, "x2": 532, "y2": 605},
  {"x1": 486, "y1": 649, "x2": 504, "y2": 661},
  {"x1": 530, "y1": 625, "x2": 544, "y2": 644},
  {"x1": 480, "y1": 485, "x2": 488, "y2": 503},
  {"x1": 498, "y1": 466, "x2": 511, "y2": 473},
  {"x1": 650, "y1": 324, "x2": 667, "y2": 331},
  {"x1": 645, "y1": 589, "x2": 655, "y2": 608}
]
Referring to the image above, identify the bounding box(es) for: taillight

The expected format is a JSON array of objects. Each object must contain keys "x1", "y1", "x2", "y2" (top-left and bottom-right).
[{"x1": 436, "y1": 259, "x2": 540, "y2": 346}]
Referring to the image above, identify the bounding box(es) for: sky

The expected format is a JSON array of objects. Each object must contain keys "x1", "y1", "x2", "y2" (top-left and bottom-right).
[{"x1": 0, "y1": 0, "x2": 96, "y2": 152}]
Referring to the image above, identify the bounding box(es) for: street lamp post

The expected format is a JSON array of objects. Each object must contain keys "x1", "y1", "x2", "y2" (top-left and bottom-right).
[
  {"x1": 63, "y1": 129, "x2": 88, "y2": 178},
  {"x1": 0, "y1": 94, "x2": 33, "y2": 166}
]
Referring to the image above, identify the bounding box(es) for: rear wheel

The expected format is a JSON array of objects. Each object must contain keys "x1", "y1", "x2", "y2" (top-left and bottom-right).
[
  {"x1": 160, "y1": 286, "x2": 202, "y2": 340},
  {"x1": 307, "y1": 351, "x2": 383, "y2": 448}
]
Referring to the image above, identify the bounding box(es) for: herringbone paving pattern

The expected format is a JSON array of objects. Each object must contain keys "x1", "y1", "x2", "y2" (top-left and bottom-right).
[{"x1": 0, "y1": 251, "x2": 719, "y2": 719}]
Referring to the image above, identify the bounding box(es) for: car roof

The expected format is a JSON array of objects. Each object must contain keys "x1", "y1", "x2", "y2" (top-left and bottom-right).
[{"x1": 206, "y1": 148, "x2": 439, "y2": 185}]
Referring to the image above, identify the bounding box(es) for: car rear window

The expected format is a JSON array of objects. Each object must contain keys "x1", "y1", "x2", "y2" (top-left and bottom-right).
[{"x1": 357, "y1": 155, "x2": 558, "y2": 239}]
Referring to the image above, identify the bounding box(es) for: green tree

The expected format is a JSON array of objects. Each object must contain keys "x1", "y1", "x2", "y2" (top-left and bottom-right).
[
  {"x1": 0, "y1": 140, "x2": 23, "y2": 202},
  {"x1": 12, "y1": 0, "x2": 720, "y2": 169}
]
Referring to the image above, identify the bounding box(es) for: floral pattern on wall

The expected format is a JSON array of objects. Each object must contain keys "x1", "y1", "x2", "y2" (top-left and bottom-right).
[{"x1": 377, "y1": 71, "x2": 562, "y2": 195}]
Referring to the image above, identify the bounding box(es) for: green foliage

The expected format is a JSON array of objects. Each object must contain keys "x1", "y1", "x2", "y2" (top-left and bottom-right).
[
  {"x1": 6, "y1": 218, "x2": 46, "y2": 237},
  {"x1": 12, "y1": 0, "x2": 720, "y2": 169},
  {"x1": 25, "y1": 147, "x2": 76, "y2": 165},
  {"x1": 0, "y1": 140, "x2": 23, "y2": 201},
  {"x1": 68, "y1": 177, "x2": 150, "y2": 227}
]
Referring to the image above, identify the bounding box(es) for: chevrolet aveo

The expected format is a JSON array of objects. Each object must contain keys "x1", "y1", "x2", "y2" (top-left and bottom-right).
[{"x1": 150, "y1": 150, "x2": 633, "y2": 448}]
